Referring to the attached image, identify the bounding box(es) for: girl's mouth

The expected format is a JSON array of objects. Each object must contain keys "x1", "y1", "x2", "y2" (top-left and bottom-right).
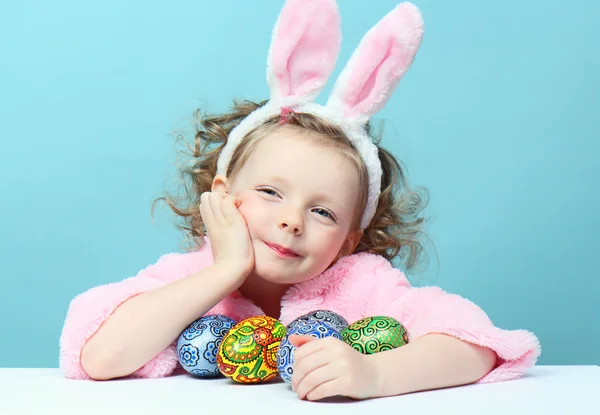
[{"x1": 264, "y1": 241, "x2": 300, "y2": 258}]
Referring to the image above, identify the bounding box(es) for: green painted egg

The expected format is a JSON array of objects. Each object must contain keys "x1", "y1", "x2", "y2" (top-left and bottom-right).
[{"x1": 342, "y1": 316, "x2": 409, "y2": 354}]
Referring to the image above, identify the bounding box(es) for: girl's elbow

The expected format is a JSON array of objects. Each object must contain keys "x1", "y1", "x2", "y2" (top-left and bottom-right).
[
  {"x1": 474, "y1": 345, "x2": 498, "y2": 380},
  {"x1": 80, "y1": 342, "x2": 123, "y2": 381}
]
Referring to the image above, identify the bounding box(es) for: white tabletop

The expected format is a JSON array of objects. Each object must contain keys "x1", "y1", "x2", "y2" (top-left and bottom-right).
[{"x1": 0, "y1": 366, "x2": 598, "y2": 415}]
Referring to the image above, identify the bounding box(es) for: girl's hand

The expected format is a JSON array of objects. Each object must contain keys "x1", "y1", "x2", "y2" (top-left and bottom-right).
[
  {"x1": 199, "y1": 191, "x2": 254, "y2": 285},
  {"x1": 289, "y1": 335, "x2": 380, "y2": 401}
]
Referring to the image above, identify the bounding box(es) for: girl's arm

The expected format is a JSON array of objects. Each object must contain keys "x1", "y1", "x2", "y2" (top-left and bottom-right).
[
  {"x1": 370, "y1": 333, "x2": 497, "y2": 397},
  {"x1": 79, "y1": 263, "x2": 243, "y2": 381}
]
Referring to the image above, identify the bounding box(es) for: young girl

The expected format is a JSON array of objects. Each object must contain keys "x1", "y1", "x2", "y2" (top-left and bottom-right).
[{"x1": 59, "y1": 0, "x2": 540, "y2": 401}]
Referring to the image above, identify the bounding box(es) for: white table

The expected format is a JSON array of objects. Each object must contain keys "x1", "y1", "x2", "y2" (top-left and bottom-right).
[{"x1": 0, "y1": 366, "x2": 598, "y2": 414}]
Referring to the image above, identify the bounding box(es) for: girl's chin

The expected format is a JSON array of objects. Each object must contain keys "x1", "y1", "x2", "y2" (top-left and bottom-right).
[
  {"x1": 252, "y1": 264, "x2": 308, "y2": 285},
  {"x1": 253, "y1": 269, "x2": 294, "y2": 284}
]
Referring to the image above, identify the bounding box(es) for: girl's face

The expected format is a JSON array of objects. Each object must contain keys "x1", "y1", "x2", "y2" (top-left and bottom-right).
[{"x1": 219, "y1": 127, "x2": 363, "y2": 285}]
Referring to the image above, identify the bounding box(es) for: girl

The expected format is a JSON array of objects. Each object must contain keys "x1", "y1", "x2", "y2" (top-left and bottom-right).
[{"x1": 59, "y1": 0, "x2": 540, "y2": 401}]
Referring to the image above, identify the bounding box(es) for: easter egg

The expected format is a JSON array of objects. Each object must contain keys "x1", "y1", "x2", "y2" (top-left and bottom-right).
[
  {"x1": 176, "y1": 314, "x2": 237, "y2": 377},
  {"x1": 342, "y1": 316, "x2": 409, "y2": 354},
  {"x1": 216, "y1": 315, "x2": 286, "y2": 383},
  {"x1": 277, "y1": 315, "x2": 341, "y2": 385},
  {"x1": 303, "y1": 309, "x2": 349, "y2": 333}
]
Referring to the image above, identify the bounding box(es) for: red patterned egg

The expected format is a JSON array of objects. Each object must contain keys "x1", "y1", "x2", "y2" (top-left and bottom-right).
[{"x1": 216, "y1": 315, "x2": 286, "y2": 383}]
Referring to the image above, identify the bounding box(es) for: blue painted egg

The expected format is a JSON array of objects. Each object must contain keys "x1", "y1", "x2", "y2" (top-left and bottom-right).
[
  {"x1": 177, "y1": 314, "x2": 237, "y2": 377},
  {"x1": 303, "y1": 309, "x2": 349, "y2": 333},
  {"x1": 277, "y1": 315, "x2": 341, "y2": 385}
]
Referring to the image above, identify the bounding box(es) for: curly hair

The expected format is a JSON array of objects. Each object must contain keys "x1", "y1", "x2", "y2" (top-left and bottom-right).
[{"x1": 152, "y1": 99, "x2": 431, "y2": 273}]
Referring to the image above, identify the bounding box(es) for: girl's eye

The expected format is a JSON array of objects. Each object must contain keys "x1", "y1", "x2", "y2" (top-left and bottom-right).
[
  {"x1": 313, "y1": 208, "x2": 336, "y2": 221},
  {"x1": 258, "y1": 188, "x2": 279, "y2": 197}
]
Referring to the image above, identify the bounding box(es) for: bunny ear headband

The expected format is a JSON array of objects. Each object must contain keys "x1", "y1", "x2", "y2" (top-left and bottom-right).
[{"x1": 216, "y1": 0, "x2": 424, "y2": 230}]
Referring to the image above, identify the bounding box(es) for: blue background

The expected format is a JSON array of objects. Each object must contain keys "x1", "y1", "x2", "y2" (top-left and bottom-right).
[{"x1": 1, "y1": 0, "x2": 598, "y2": 368}]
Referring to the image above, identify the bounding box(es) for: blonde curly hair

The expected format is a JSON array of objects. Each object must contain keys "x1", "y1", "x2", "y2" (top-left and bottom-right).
[{"x1": 153, "y1": 99, "x2": 431, "y2": 273}]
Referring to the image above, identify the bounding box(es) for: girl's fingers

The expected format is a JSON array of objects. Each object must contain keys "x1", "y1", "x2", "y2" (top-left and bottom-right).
[
  {"x1": 295, "y1": 365, "x2": 337, "y2": 400},
  {"x1": 292, "y1": 348, "x2": 330, "y2": 392},
  {"x1": 199, "y1": 192, "x2": 213, "y2": 224},
  {"x1": 221, "y1": 194, "x2": 241, "y2": 222},
  {"x1": 234, "y1": 195, "x2": 243, "y2": 209},
  {"x1": 208, "y1": 192, "x2": 227, "y2": 223},
  {"x1": 292, "y1": 337, "x2": 326, "y2": 364},
  {"x1": 201, "y1": 191, "x2": 241, "y2": 231},
  {"x1": 199, "y1": 192, "x2": 215, "y2": 237},
  {"x1": 303, "y1": 378, "x2": 338, "y2": 401}
]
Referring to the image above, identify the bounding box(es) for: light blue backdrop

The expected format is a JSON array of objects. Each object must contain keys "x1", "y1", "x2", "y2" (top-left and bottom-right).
[{"x1": 1, "y1": 0, "x2": 598, "y2": 368}]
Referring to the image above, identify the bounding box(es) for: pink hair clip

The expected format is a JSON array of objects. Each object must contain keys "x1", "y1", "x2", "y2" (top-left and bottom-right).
[{"x1": 279, "y1": 107, "x2": 295, "y2": 124}]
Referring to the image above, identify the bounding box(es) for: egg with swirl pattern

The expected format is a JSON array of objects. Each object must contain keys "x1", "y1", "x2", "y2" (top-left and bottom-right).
[
  {"x1": 302, "y1": 309, "x2": 349, "y2": 333},
  {"x1": 176, "y1": 314, "x2": 237, "y2": 377},
  {"x1": 341, "y1": 316, "x2": 409, "y2": 354},
  {"x1": 277, "y1": 314, "x2": 342, "y2": 385},
  {"x1": 216, "y1": 315, "x2": 286, "y2": 383}
]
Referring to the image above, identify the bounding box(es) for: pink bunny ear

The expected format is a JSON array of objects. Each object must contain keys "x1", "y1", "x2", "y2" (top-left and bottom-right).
[
  {"x1": 326, "y1": 2, "x2": 424, "y2": 122},
  {"x1": 267, "y1": 0, "x2": 341, "y2": 105}
]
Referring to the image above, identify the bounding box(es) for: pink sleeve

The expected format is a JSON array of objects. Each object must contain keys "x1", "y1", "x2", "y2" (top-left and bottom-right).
[
  {"x1": 59, "y1": 247, "x2": 213, "y2": 380},
  {"x1": 383, "y1": 286, "x2": 541, "y2": 384}
]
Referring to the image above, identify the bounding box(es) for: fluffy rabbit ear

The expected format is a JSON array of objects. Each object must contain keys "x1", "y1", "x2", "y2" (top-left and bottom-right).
[
  {"x1": 267, "y1": 0, "x2": 341, "y2": 106},
  {"x1": 326, "y1": 2, "x2": 424, "y2": 123}
]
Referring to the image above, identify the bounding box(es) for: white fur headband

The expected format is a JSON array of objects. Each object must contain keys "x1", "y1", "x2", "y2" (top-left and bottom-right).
[{"x1": 216, "y1": 0, "x2": 424, "y2": 230}]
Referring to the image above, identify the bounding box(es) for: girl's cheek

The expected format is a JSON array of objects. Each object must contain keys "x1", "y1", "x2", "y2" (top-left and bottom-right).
[
  {"x1": 236, "y1": 193, "x2": 263, "y2": 220},
  {"x1": 314, "y1": 226, "x2": 348, "y2": 251}
]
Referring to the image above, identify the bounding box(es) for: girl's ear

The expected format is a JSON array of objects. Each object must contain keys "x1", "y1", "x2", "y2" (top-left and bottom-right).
[
  {"x1": 337, "y1": 229, "x2": 364, "y2": 259},
  {"x1": 211, "y1": 175, "x2": 230, "y2": 193}
]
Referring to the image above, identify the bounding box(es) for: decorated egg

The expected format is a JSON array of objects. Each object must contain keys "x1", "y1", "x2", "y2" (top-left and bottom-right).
[
  {"x1": 303, "y1": 309, "x2": 349, "y2": 333},
  {"x1": 342, "y1": 316, "x2": 409, "y2": 354},
  {"x1": 176, "y1": 314, "x2": 237, "y2": 377},
  {"x1": 277, "y1": 315, "x2": 341, "y2": 385},
  {"x1": 217, "y1": 315, "x2": 286, "y2": 383}
]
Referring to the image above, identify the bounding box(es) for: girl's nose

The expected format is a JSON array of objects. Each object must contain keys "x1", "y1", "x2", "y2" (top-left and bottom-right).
[{"x1": 278, "y1": 208, "x2": 303, "y2": 235}]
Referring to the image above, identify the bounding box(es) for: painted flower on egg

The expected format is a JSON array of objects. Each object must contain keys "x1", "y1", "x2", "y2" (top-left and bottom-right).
[{"x1": 176, "y1": 314, "x2": 237, "y2": 377}]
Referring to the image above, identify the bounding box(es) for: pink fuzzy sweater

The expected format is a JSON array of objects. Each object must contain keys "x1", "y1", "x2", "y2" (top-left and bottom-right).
[{"x1": 59, "y1": 239, "x2": 540, "y2": 382}]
